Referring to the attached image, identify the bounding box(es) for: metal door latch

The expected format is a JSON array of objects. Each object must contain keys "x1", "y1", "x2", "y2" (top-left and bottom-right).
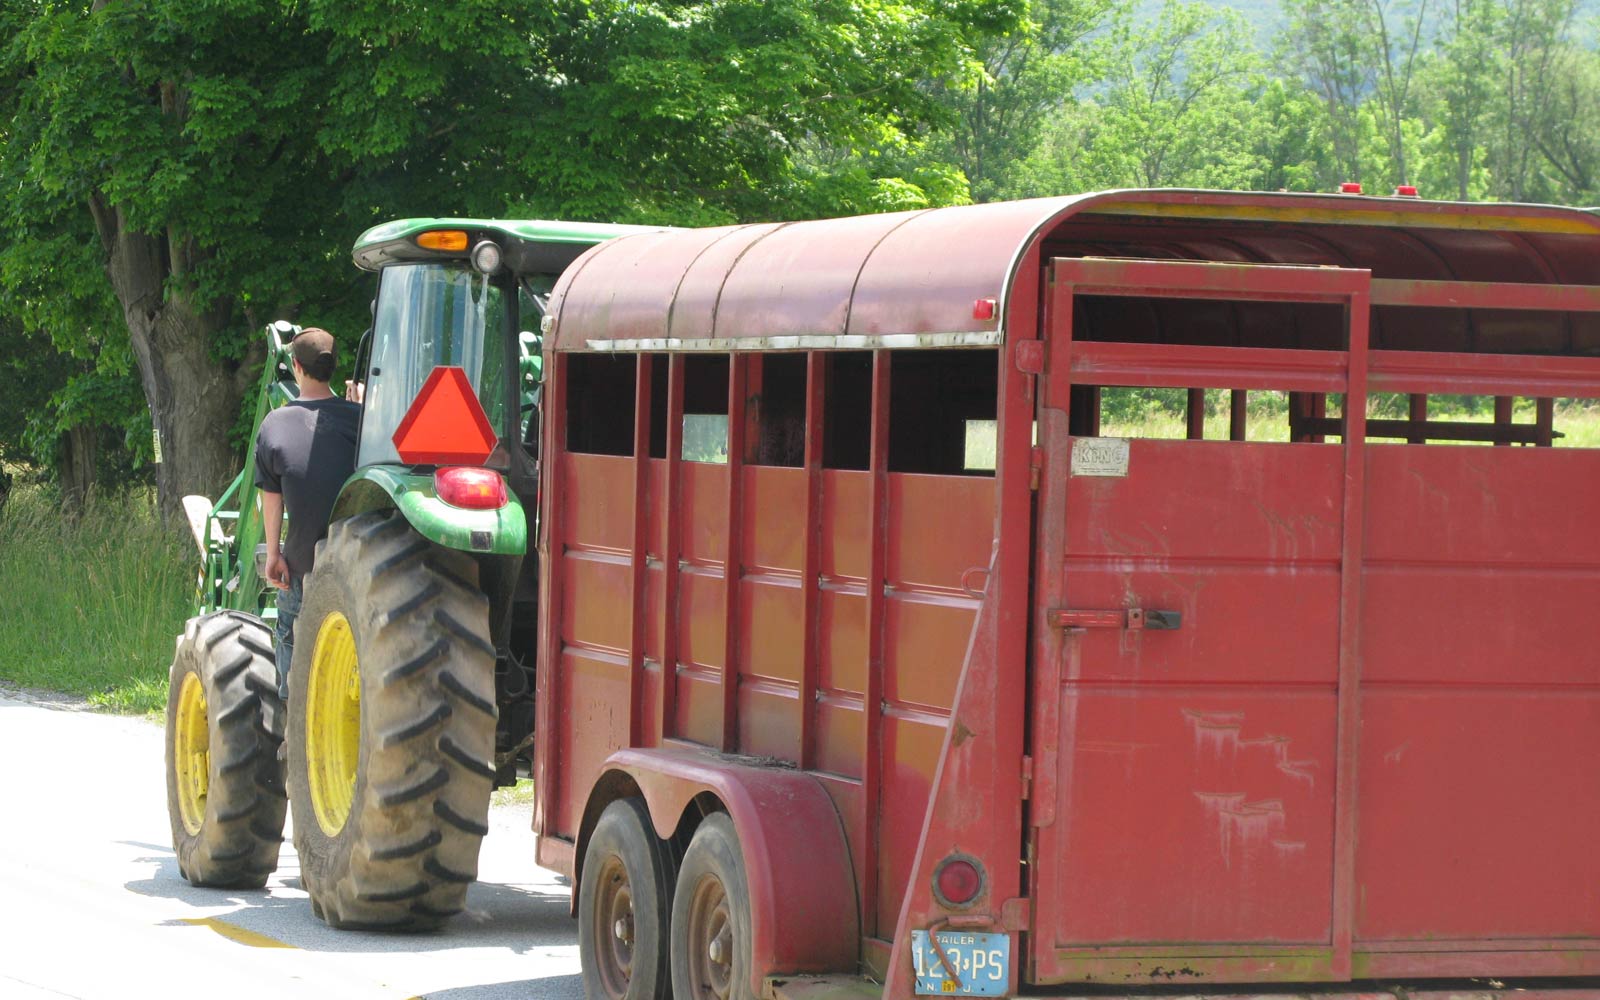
[{"x1": 1047, "y1": 607, "x2": 1181, "y2": 631}]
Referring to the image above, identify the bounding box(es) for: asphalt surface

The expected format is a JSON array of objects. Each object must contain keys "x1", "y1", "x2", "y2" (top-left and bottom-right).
[{"x1": 0, "y1": 688, "x2": 585, "y2": 1000}]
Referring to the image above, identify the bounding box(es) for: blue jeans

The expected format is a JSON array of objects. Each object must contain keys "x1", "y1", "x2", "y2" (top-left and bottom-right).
[{"x1": 273, "y1": 575, "x2": 303, "y2": 703}]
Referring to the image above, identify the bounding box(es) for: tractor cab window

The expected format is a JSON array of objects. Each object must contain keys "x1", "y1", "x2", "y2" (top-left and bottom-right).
[{"x1": 358, "y1": 264, "x2": 509, "y2": 469}]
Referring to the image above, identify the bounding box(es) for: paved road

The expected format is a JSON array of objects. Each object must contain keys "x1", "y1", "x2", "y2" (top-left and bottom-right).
[{"x1": 0, "y1": 691, "x2": 584, "y2": 1000}]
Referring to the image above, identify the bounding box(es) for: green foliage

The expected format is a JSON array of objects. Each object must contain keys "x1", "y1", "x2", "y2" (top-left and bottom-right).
[
  {"x1": 0, "y1": 481, "x2": 193, "y2": 714},
  {"x1": 0, "y1": 0, "x2": 1023, "y2": 510},
  {"x1": 931, "y1": 0, "x2": 1111, "y2": 200},
  {"x1": 1009, "y1": 0, "x2": 1268, "y2": 193}
]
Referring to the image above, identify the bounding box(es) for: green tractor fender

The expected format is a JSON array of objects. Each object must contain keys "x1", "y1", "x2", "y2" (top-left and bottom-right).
[{"x1": 330, "y1": 465, "x2": 527, "y2": 556}]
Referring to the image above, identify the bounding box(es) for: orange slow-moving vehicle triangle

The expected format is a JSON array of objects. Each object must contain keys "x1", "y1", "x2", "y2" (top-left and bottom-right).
[{"x1": 391, "y1": 366, "x2": 498, "y2": 466}]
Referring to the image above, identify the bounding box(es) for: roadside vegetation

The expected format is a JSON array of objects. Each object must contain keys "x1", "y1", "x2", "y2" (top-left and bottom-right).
[
  {"x1": 1098, "y1": 389, "x2": 1600, "y2": 445},
  {"x1": 0, "y1": 475, "x2": 191, "y2": 714}
]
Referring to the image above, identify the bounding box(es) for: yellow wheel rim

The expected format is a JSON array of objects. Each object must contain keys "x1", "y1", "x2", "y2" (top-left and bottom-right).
[
  {"x1": 174, "y1": 672, "x2": 210, "y2": 835},
  {"x1": 307, "y1": 611, "x2": 361, "y2": 836}
]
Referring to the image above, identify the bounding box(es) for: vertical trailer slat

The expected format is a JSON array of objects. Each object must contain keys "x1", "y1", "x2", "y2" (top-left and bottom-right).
[
  {"x1": 1494, "y1": 395, "x2": 1514, "y2": 446},
  {"x1": 628, "y1": 355, "x2": 654, "y2": 747},
  {"x1": 1187, "y1": 387, "x2": 1206, "y2": 439},
  {"x1": 1409, "y1": 394, "x2": 1428, "y2": 444},
  {"x1": 861, "y1": 350, "x2": 891, "y2": 938},
  {"x1": 721, "y1": 355, "x2": 748, "y2": 751},
  {"x1": 1330, "y1": 291, "x2": 1371, "y2": 980},
  {"x1": 1230, "y1": 389, "x2": 1248, "y2": 440},
  {"x1": 660, "y1": 355, "x2": 685, "y2": 743},
  {"x1": 799, "y1": 353, "x2": 826, "y2": 770}
]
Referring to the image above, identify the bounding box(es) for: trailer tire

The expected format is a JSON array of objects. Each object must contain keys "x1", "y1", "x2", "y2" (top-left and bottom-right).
[
  {"x1": 579, "y1": 797, "x2": 677, "y2": 1000},
  {"x1": 165, "y1": 611, "x2": 286, "y2": 889},
  {"x1": 287, "y1": 511, "x2": 497, "y2": 931},
  {"x1": 672, "y1": 813, "x2": 754, "y2": 1000}
]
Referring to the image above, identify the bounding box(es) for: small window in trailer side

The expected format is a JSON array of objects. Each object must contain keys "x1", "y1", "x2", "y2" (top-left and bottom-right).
[
  {"x1": 746, "y1": 353, "x2": 807, "y2": 468},
  {"x1": 888, "y1": 348, "x2": 1000, "y2": 476},
  {"x1": 823, "y1": 351, "x2": 873, "y2": 471},
  {"x1": 564, "y1": 353, "x2": 637, "y2": 455},
  {"x1": 644, "y1": 354, "x2": 732, "y2": 462},
  {"x1": 682, "y1": 354, "x2": 730, "y2": 464}
]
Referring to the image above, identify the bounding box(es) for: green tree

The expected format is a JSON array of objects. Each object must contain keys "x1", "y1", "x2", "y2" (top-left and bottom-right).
[
  {"x1": 934, "y1": 0, "x2": 1111, "y2": 201},
  {"x1": 1, "y1": 0, "x2": 1020, "y2": 517},
  {"x1": 1279, "y1": 0, "x2": 1377, "y2": 185},
  {"x1": 1016, "y1": 1, "x2": 1263, "y2": 192},
  {"x1": 1532, "y1": 48, "x2": 1600, "y2": 203},
  {"x1": 1244, "y1": 78, "x2": 1342, "y2": 192},
  {"x1": 1424, "y1": 0, "x2": 1499, "y2": 199},
  {"x1": 1362, "y1": 0, "x2": 1432, "y2": 188},
  {"x1": 1488, "y1": 0, "x2": 1578, "y2": 200}
]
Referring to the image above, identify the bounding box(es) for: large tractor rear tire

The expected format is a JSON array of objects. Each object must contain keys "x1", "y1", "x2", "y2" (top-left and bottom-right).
[
  {"x1": 165, "y1": 611, "x2": 287, "y2": 888},
  {"x1": 288, "y1": 510, "x2": 498, "y2": 930}
]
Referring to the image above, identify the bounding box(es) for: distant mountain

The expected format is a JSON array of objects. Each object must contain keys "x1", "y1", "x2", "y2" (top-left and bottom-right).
[{"x1": 1134, "y1": 0, "x2": 1600, "y2": 49}]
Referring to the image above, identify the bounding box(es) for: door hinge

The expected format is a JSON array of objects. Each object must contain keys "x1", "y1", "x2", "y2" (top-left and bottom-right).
[
  {"x1": 1029, "y1": 446, "x2": 1043, "y2": 491},
  {"x1": 1021, "y1": 754, "x2": 1034, "y2": 799}
]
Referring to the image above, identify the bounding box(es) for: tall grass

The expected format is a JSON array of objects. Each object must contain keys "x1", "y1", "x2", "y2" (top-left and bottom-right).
[{"x1": 0, "y1": 480, "x2": 195, "y2": 714}]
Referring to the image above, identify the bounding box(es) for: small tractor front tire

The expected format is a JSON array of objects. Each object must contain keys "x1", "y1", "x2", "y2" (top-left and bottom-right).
[
  {"x1": 288, "y1": 510, "x2": 498, "y2": 930},
  {"x1": 165, "y1": 611, "x2": 287, "y2": 888}
]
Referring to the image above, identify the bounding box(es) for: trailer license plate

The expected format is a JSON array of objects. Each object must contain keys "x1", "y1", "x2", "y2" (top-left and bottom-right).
[{"x1": 911, "y1": 930, "x2": 1009, "y2": 996}]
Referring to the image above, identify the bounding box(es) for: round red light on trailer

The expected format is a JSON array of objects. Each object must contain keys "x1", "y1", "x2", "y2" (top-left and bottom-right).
[
  {"x1": 1395, "y1": 185, "x2": 1420, "y2": 197},
  {"x1": 933, "y1": 855, "x2": 985, "y2": 908},
  {"x1": 435, "y1": 466, "x2": 508, "y2": 510},
  {"x1": 1339, "y1": 182, "x2": 1363, "y2": 194}
]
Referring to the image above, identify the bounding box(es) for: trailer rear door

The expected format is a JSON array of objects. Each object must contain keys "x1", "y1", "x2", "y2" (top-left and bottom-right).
[{"x1": 1028, "y1": 258, "x2": 1371, "y2": 984}]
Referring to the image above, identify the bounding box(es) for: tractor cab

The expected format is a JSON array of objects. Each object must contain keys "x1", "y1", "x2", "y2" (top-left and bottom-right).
[{"x1": 343, "y1": 218, "x2": 661, "y2": 781}]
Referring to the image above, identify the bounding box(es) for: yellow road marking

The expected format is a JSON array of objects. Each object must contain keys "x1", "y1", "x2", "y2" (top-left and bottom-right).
[
  {"x1": 180, "y1": 917, "x2": 295, "y2": 949},
  {"x1": 178, "y1": 917, "x2": 424, "y2": 999}
]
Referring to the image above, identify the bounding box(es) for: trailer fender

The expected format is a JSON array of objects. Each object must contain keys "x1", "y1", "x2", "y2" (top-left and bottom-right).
[
  {"x1": 577, "y1": 747, "x2": 861, "y2": 984},
  {"x1": 330, "y1": 465, "x2": 527, "y2": 556}
]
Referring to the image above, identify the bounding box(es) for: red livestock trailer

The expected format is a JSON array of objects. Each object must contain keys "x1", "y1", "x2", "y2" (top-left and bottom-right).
[{"x1": 531, "y1": 190, "x2": 1600, "y2": 1000}]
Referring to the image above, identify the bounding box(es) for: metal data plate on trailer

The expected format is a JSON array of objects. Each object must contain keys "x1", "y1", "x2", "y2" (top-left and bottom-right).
[{"x1": 911, "y1": 930, "x2": 1010, "y2": 996}]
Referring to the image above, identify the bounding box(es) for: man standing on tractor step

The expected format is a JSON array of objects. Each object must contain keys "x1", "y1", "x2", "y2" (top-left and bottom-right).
[{"x1": 256, "y1": 327, "x2": 361, "y2": 701}]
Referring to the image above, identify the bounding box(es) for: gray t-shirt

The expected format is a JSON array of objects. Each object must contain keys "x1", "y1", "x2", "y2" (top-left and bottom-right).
[{"x1": 254, "y1": 397, "x2": 362, "y2": 577}]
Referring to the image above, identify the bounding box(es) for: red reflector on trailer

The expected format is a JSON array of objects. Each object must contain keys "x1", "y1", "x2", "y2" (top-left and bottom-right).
[
  {"x1": 1395, "y1": 185, "x2": 1420, "y2": 197},
  {"x1": 1339, "y1": 182, "x2": 1363, "y2": 194},
  {"x1": 934, "y1": 856, "x2": 984, "y2": 907},
  {"x1": 392, "y1": 366, "x2": 499, "y2": 466},
  {"x1": 973, "y1": 297, "x2": 997, "y2": 321},
  {"x1": 435, "y1": 467, "x2": 507, "y2": 510}
]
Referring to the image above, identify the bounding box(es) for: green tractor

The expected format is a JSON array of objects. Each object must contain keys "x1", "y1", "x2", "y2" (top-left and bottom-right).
[{"x1": 164, "y1": 218, "x2": 651, "y2": 928}]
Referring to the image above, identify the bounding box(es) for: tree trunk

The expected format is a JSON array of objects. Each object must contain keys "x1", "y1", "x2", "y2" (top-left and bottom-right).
[
  {"x1": 90, "y1": 196, "x2": 246, "y2": 522},
  {"x1": 58, "y1": 423, "x2": 98, "y2": 515}
]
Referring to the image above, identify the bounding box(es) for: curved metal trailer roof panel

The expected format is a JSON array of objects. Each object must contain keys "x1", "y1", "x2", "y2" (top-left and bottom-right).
[{"x1": 548, "y1": 190, "x2": 1600, "y2": 354}]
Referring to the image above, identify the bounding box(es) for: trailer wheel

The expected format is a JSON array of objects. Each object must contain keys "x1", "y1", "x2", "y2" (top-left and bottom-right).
[
  {"x1": 672, "y1": 813, "x2": 754, "y2": 1000},
  {"x1": 287, "y1": 511, "x2": 497, "y2": 931},
  {"x1": 579, "y1": 797, "x2": 676, "y2": 1000},
  {"x1": 165, "y1": 611, "x2": 286, "y2": 888}
]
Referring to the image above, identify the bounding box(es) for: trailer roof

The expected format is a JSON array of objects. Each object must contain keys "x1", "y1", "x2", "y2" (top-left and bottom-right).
[{"x1": 547, "y1": 190, "x2": 1600, "y2": 354}]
